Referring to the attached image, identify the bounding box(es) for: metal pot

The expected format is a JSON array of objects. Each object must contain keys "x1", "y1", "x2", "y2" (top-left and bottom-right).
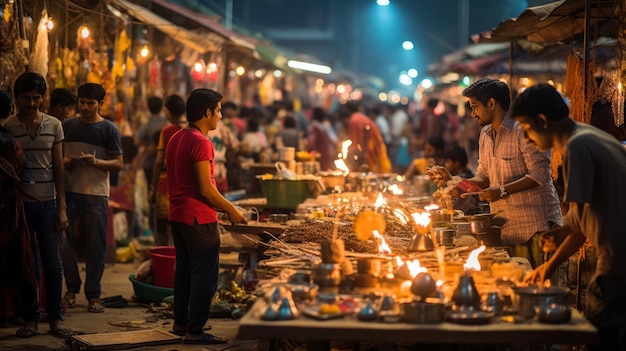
[
  {"x1": 468, "y1": 213, "x2": 495, "y2": 234},
  {"x1": 432, "y1": 227, "x2": 456, "y2": 246},
  {"x1": 400, "y1": 301, "x2": 445, "y2": 324},
  {"x1": 311, "y1": 263, "x2": 342, "y2": 287},
  {"x1": 513, "y1": 286, "x2": 570, "y2": 320}
]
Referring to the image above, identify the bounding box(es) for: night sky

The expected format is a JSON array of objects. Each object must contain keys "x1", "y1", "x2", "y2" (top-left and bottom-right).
[{"x1": 202, "y1": 0, "x2": 551, "y2": 91}]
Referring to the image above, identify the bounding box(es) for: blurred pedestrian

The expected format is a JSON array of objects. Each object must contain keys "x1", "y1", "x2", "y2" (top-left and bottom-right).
[
  {"x1": 518, "y1": 84, "x2": 626, "y2": 351},
  {"x1": 3, "y1": 73, "x2": 72, "y2": 337},
  {"x1": 62, "y1": 83, "x2": 123, "y2": 314},
  {"x1": 404, "y1": 135, "x2": 445, "y2": 179},
  {"x1": 47, "y1": 88, "x2": 77, "y2": 122},
  {"x1": 338, "y1": 101, "x2": 391, "y2": 173},
  {"x1": 306, "y1": 107, "x2": 337, "y2": 171},
  {"x1": 165, "y1": 88, "x2": 246, "y2": 344},
  {"x1": 148, "y1": 94, "x2": 187, "y2": 246}
]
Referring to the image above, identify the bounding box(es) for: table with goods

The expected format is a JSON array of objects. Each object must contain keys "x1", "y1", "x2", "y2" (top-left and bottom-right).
[{"x1": 235, "y1": 165, "x2": 598, "y2": 350}]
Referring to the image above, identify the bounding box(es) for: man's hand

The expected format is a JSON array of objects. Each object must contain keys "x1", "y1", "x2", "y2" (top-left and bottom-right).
[
  {"x1": 228, "y1": 208, "x2": 248, "y2": 225},
  {"x1": 478, "y1": 186, "x2": 502, "y2": 202},
  {"x1": 524, "y1": 263, "x2": 547, "y2": 285},
  {"x1": 426, "y1": 166, "x2": 451, "y2": 188},
  {"x1": 539, "y1": 232, "x2": 558, "y2": 253}
]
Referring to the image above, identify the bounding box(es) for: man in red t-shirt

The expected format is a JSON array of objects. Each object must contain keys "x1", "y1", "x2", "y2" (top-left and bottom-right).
[{"x1": 165, "y1": 89, "x2": 246, "y2": 345}]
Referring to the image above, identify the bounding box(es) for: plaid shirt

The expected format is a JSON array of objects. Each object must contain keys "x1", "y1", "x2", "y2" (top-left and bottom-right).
[{"x1": 476, "y1": 114, "x2": 562, "y2": 245}]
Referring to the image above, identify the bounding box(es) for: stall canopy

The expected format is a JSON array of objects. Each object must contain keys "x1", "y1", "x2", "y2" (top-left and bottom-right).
[
  {"x1": 147, "y1": 0, "x2": 257, "y2": 51},
  {"x1": 471, "y1": 0, "x2": 616, "y2": 45},
  {"x1": 107, "y1": 0, "x2": 221, "y2": 53}
]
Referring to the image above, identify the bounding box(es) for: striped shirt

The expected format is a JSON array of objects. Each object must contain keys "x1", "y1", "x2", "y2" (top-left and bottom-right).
[
  {"x1": 2, "y1": 113, "x2": 63, "y2": 202},
  {"x1": 476, "y1": 113, "x2": 562, "y2": 245}
]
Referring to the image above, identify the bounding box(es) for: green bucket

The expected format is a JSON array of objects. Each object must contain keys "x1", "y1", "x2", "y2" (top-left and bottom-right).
[{"x1": 258, "y1": 178, "x2": 321, "y2": 209}]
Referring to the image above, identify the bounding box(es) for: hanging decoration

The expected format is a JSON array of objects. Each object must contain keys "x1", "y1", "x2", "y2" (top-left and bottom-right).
[
  {"x1": 112, "y1": 28, "x2": 130, "y2": 83},
  {"x1": 30, "y1": 9, "x2": 50, "y2": 77}
]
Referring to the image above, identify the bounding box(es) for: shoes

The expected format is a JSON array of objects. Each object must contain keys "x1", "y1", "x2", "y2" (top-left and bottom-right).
[
  {"x1": 88, "y1": 299, "x2": 104, "y2": 313},
  {"x1": 63, "y1": 291, "x2": 76, "y2": 308},
  {"x1": 182, "y1": 333, "x2": 228, "y2": 345},
  {"x1": 49, "y1": 319, "x2": 75, "y2": 337},
  {"x1": 16, "y1": 321, "x2": 38, "y2": 338}
]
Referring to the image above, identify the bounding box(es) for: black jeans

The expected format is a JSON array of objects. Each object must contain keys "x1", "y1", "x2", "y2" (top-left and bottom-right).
[{"x1": 171, "y1": 220, "x2": 220, "y2": 335}]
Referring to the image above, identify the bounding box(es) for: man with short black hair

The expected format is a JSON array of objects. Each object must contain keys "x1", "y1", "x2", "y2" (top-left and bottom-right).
[
  {"x1": 518, "y1": 83, "x2": 626, "y2": 351},
  {"x1": 48, "y1": 88, "x2": 77, "y2": 122}
]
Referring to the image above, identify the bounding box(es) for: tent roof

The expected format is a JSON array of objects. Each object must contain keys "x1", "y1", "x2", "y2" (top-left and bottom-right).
[
  {"x1": 108, "y1": 0, "x2": 222, "y2": 53},
  {"x1": 471, "y1": 0, "x2": 616, "y2": 44},
  {"x1": 149, "y1": 0, "x2": 257, "y2": 51}
]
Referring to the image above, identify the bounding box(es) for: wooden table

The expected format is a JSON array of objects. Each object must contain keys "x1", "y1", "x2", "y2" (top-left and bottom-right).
[{"x1": 238, "y1": 299, "x2": 599, "y2": 351}]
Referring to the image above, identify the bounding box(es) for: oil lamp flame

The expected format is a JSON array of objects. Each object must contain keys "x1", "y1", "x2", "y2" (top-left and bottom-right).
[
  {"x1": 372, "y1": 230, "x2": 392, "y2": 255},
  {"x1": 388, "y1": 184, "x2": 403, "y2": 195},
  {"x1": 341, "y1": 140, "x2": 352, "y2": 159},
  {"x1": 374, "y1": 193, "x2": 386, "y2": 208},
  {"x1": 334, "y1": 158, "x2": 350, "y2": 173},
  {"x1": 411, "y1": 211, "x2": 431, "y2": 227},
  {"x1": 464, "y1": 245, "x2": 486, "y2": 272},
  {"x1": 424, "y1": 204, "x2": 440, "y2": 212},
  {"x1": 395, "y1": 257, "x2": 426, "y2": 278}
]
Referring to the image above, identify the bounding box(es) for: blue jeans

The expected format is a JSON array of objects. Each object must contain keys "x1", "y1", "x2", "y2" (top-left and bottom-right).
[
  {"x1": 171, "y1": 220, "x2": 220, "y2": 335},
  {"x1": 62, "y1": 193, "x2": 108, "y2": 300},
  {"x1": 24, "y1": 200, "x2": 64, "y2": 322}
]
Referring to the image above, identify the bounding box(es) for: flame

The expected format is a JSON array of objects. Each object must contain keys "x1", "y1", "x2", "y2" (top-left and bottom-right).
[
  {"x1": 464, "y1": 245, "x2": 486, "y2": 271},
  {"x1": 341, "y1": 140, "x2": 352, "y2": 159},
  {"x1": 392, "y1": 208, "x2": 409, "y2": 224},
  {"x1": 388, "y1": 184, "x2": 403, "y2": 195},
  {"x1": 374, "y1": 193, "x2": 386, "y2": 208},
  {"x1": 411, "y1": 211, "x2": 431, "y2": 227},
  {"x1": 396, "y1": 257, "x2": 427, "y2": 277},
  {"x1": 372, "y1": 230, "x2": 392, "y2": 255},
  {"x1": 424, "y1": 204, "x2": 440, "y2": 212},
  {"x1": 334, "y1": 158, "x2": 350, "y2": 174}
]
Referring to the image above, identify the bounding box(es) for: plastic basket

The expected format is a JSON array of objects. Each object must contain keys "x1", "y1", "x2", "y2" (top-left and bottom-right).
[{"x1": 129, "y1": 274, "x2": 174, "y2": 304}]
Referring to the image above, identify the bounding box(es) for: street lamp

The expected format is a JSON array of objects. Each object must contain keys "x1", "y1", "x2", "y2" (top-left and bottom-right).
[{"x1": 376, "y1": 0, "x2": 390, "y2": 6}]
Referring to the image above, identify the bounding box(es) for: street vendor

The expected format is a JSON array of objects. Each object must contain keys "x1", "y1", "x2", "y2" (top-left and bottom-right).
[
  {"x1": 428, "y1": 78, "x2": 562, "y2": 268},
  {"x1": 517, "y1": 84, "x2": 626, "y2": 351}
]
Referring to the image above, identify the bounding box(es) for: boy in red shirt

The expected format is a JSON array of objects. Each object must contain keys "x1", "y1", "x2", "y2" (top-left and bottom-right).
[{"x1": 165, "y1": 89, "x2": 246, "y2": 344}]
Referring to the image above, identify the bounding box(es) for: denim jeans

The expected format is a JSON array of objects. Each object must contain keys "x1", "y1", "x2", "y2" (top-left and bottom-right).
[
  {"x1": 171, "y1": 221, "x2": 220, "y2": 335},
  {"x1": 62, "y1": 193, "x2": 108, "y2": 300},
  {"x1": 24, "y1": 200, "x2": 64, "y2": 322}
]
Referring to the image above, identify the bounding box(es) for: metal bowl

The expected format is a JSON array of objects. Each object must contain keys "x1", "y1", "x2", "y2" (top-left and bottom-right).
[{"x1": 537, "y1": 303, "x2": 571, "y2": 324}]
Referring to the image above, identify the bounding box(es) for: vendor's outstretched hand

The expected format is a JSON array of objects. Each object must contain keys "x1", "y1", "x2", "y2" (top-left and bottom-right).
[
  {"x1": 228, "y1": 208, "x2": 248, "y2": 225},
  {"x1": 524, "y1": 264, "x2": 548, "y2": 286},
  {"x1": 426, "y1": 165, "x2": 451, "y2": 188}
]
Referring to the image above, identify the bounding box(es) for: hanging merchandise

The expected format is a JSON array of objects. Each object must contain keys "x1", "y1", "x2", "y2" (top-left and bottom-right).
[
  {"x1": 30, "y1": 9, "x2": 49, "y2": 77},
  {"x1": 148, "y1": 57, "x2": 162, "y2": 96},
  {"x1": 112, "y1": 29, "x2": 131, "y2": 83},
  {"x1": 61, "y1": 48, "x2": 79, "y2": 90}
]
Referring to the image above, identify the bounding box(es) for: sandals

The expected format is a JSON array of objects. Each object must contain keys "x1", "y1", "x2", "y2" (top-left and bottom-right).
[
  {"x1": 49, "y1": 319, "x2": 75, "y2": 337},
  {"x1": 16, "y1": 321, "x2": 38, "y2": 338},
  {"x1": 183, "y1": 333, "x2": 228, "y2": 345},
  {"x1": 88, "y1": 299, "x2": 105, "y2": 313},
  {"x1": 63, "y1": 291, "x2": 76, "y2": 309}
]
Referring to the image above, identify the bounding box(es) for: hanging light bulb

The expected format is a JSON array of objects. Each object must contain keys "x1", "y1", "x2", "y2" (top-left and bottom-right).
[
  {"x1": 140, "y1": 45, "x2": 149, "y2": 58},
  {"x1": 79, "y1": 25, "x2": 90, "y2": 39}
]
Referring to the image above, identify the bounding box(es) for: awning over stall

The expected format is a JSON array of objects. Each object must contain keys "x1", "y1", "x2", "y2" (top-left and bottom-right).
[
  {"x1": 471, "y1": 0, "x2": 615, "y2": 44},
  {"x1": 107, "y1": 0, "x2": 221, "y2": 53},
  {"x1": 148, "y1": 0, "x2": 257, "y2": 51}
]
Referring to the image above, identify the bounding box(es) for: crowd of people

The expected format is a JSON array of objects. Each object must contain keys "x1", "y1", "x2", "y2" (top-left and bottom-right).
[{"x1": 1, "y1": 71, "x2": 624, "y2": 348}]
